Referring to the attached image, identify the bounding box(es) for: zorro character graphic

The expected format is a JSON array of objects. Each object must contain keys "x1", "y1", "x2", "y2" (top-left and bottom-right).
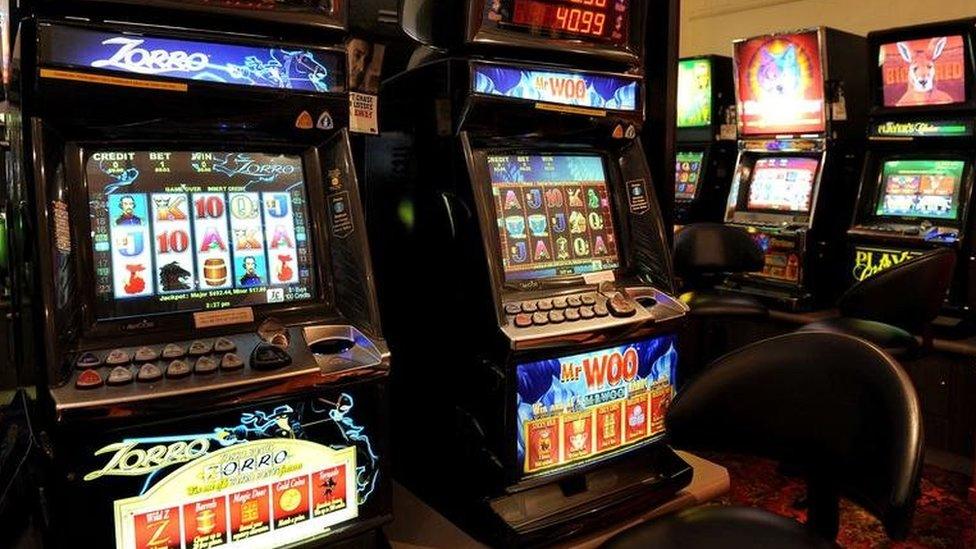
[
  {"x1": 239, "y1": 256, "x2": 263, "y2": 287},
  {"x1": 115, "y1": 195, "x2": 142, "y2": 226}
]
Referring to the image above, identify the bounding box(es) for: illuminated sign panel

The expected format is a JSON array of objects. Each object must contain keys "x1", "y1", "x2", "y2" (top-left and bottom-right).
[
  {"x1": 677, "y1": 59, "x2": 712, "y2": 127},
  {"x1": 516, "y1": 335, "x2": 676, "y2": 476},
  {"x1": 114, "y1": 440, "x2": 357, "y2": 549},
  {"x1": 735, "y1": 31, "x2": 826, "y2": 135},
  {"x1": 853, "y1": 246, "x2": 923, "y2": 282},
  {"x1": 473, "y1": 63, "x2": 639, "y2": 111},
  {"x1": 871, "y1": 119, "x2": 974, "y2": 138},
  {"x1": 80, "y1": 396, "x2": 381, "y2": 549},
  {"x1": 751, "y1": 230, "x2": 801, "y2": 282},
  {"x1": 41, "y1": 24, "x2": 346, "y2": 93},
  {"x1": 880, "y1": 36, "x2": 967, "y2": 107}
]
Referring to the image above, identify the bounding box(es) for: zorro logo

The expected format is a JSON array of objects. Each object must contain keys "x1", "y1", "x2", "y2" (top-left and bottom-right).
[
  {"x1": 83, "y1": 438, "x2": 211, "y2": 481},
  {"x1": 213, "y1": 154, "x2": 297, "y2": 183},
  {"x1": 91, "y1": 37, "x2": 209, "y2": 75}
]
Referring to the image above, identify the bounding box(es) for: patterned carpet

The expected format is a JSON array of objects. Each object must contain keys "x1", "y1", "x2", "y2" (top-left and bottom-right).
[{"x1": 710, "y1": 453, "x2": 975, "y2": 548}]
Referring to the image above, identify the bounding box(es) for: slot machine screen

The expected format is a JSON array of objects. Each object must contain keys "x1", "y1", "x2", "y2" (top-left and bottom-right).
[
  {"x1": 735, "y1": 31, "x2": 826, "y2": 135},
  {"x1": 675, "y1": 151, "x2": 705, "y2": 200},
  {"x1": 745, "y1": 157, "x2": 819, "y2": 212},
  {"x1": 879, "y1": 35, "x2": 968, "y2": 107},
  {"x1": 489, "y1": 154, "x2": 620, "y2": 280},
  {"x1": 677, "y1": 59, "x2": 712, "y2": 127},
  {"x1": 482, "y1": 0, "x2": 629, "y2": 46},
  {"x1": 87, "y1": 150, "x2": 318, "y2": 320},
  {"x1": 875, "y1": 159, "x2": 966, "y2": 220}
]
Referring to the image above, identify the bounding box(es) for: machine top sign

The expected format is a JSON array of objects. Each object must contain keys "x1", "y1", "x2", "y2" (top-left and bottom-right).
[
  {"x1": 472, "y1": 62, "x2": 639, "y2": 112},
  {"x1": 734, "y1": 30, "x2": 826, "y2": 136},
  {"x1": 39, "y1": 24, "x2": 347, "y2": 94}
]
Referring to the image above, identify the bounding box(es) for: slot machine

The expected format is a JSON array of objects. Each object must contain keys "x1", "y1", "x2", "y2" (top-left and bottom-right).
[
  {"x1": 674, "y1": 55, "x2": 737, "y2": 227},
  {"x1": 366, "y1": 1, "x2": 691, "y2": 545},
  {"x1": 848, "y1": 19, "x2": 976, "y2": 327},
  {"x1": 720, "y1": 28, "x2": 869, "y2": 311},
  {"x1": 9, "y1": 1, "x2": 393, "y2": 547}
]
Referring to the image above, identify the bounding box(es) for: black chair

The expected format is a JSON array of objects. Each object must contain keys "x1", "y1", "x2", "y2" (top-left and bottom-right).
[
  {"x1": 674, "y1": 223, "x2": 768, "y2": 377},
  {"x1": 798, "y1": 247, "x2": 956, "y2": 357},
  {"x1": 602, "y1": 331, "x2": 924, "y2": 548},
  {"x1": 673, "y1": 223, "x2": 768, "y2": 318}
]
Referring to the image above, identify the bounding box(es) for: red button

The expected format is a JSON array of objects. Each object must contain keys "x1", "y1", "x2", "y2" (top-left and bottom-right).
[
  {"x1": 76, "y1": 369, "x2": 104, "y2": 389},
  {"x1": 514, "y1": 313, "x2": 533, "y2": 328}
]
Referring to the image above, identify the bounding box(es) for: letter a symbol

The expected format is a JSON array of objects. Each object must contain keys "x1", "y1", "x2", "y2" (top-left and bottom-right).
[
  {"x1": 505, "y1": 190, "x2": 522, "y2": 211},
  {"x1": 534, "y1": 241, "x2": 550, "y2": 261},
  {"x1": 270, "y1": 227, "x2": 293, "y2": 249},
  {"x1": 199, "y1": 227, "x2": 227, "y2": 252},
  {"x1": 594, "y1": 236, "x2": 608, "y2": 256}
]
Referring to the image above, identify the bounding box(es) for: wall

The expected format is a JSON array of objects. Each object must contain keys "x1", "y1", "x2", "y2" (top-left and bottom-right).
[{"x1": 681, "y1": 0, "x2": 976, "y2": 57}]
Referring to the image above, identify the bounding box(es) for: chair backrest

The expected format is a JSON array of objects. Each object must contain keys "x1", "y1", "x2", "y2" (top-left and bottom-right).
[
  {"x1": 839, "y1": 247, "x2": 955, "y2": 331},
  {"x1": 673, "y1": 223, "x2": 764, "y2": 286},
  {"x1": 666, "y1": 332, "x2": 923, "y2": 541}
]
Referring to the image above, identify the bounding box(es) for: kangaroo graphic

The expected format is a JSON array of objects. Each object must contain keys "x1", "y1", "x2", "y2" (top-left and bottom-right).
[{"x1": 896, "y1": 37, "x2": 954, "y2": 106}]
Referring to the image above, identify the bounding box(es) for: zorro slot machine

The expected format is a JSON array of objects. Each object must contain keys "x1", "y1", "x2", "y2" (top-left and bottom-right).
[
  {"x1": 720, "y1": 28, "x2": 869, "y2": 311},
  {"x1": 674, "y1": 55, "x2": 737, "y2": 227},
  {"x1": 367, "y1": 1, "x2": 690, "y2": 545},
  {"x1": 848, "y1": 19, "x2": 976, "y2": 327},
  {"x1": 9, "y1": 1, "x2": 392, "y2": 547}
]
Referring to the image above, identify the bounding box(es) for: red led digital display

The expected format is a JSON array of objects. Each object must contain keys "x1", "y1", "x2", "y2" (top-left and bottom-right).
[{"x1": 486, "y1": 0, "x2": 629, "y2": 45}]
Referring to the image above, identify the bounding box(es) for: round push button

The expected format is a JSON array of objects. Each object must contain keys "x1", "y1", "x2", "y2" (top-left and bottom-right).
[
  {"x1": 107, "y1": 366, "x2": 134, "y2": 386},
  {"x1": 75, "y1": 369, "x2": 103, "y2": 390}
]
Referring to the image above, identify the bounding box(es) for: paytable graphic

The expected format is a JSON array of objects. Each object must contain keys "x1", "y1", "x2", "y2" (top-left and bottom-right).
[{"x1": 516, "y1": 335, "x2": 677, "y2": 475}]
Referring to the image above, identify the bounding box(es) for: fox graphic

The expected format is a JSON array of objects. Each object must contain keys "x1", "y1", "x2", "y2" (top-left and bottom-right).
[{"x1": 757, "y1": 44, "x2": 802, "y2": 98}]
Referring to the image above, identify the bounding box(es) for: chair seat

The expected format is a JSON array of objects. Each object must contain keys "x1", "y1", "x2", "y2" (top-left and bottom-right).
[
  {"x1": 602, "y1": 505, "x2": 838, "y2": 549},
  {"x1": 680, "y1": 290, "x2": 769, "y2": 318},
  {"x1": 797, "y1": 318, "x2": 919, "y2": 357}
]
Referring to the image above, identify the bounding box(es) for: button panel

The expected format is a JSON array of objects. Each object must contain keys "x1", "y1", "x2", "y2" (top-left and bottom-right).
[
  {"x1": 69, "y1": 335, "x2": 293, "y2": 390},
  {"x1": 506, "y1": 291, "x2": 643, "y2": 329},
  {"x1": 56, "y1": 325, "x2": 389, "y2": 412}
]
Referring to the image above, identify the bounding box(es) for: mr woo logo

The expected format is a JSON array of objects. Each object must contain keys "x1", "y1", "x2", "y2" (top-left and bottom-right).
[{"x1": 92, "y1": 37, "x2": 210, "y2": 75}]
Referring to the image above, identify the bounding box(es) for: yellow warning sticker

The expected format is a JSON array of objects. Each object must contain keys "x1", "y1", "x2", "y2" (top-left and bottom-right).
[
  {"x1": 535, "y1": 102, "x2": 607, "y2": 117},
  {"x1": 39, "y1": 68, "x2": 188, "y2": 92}
]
